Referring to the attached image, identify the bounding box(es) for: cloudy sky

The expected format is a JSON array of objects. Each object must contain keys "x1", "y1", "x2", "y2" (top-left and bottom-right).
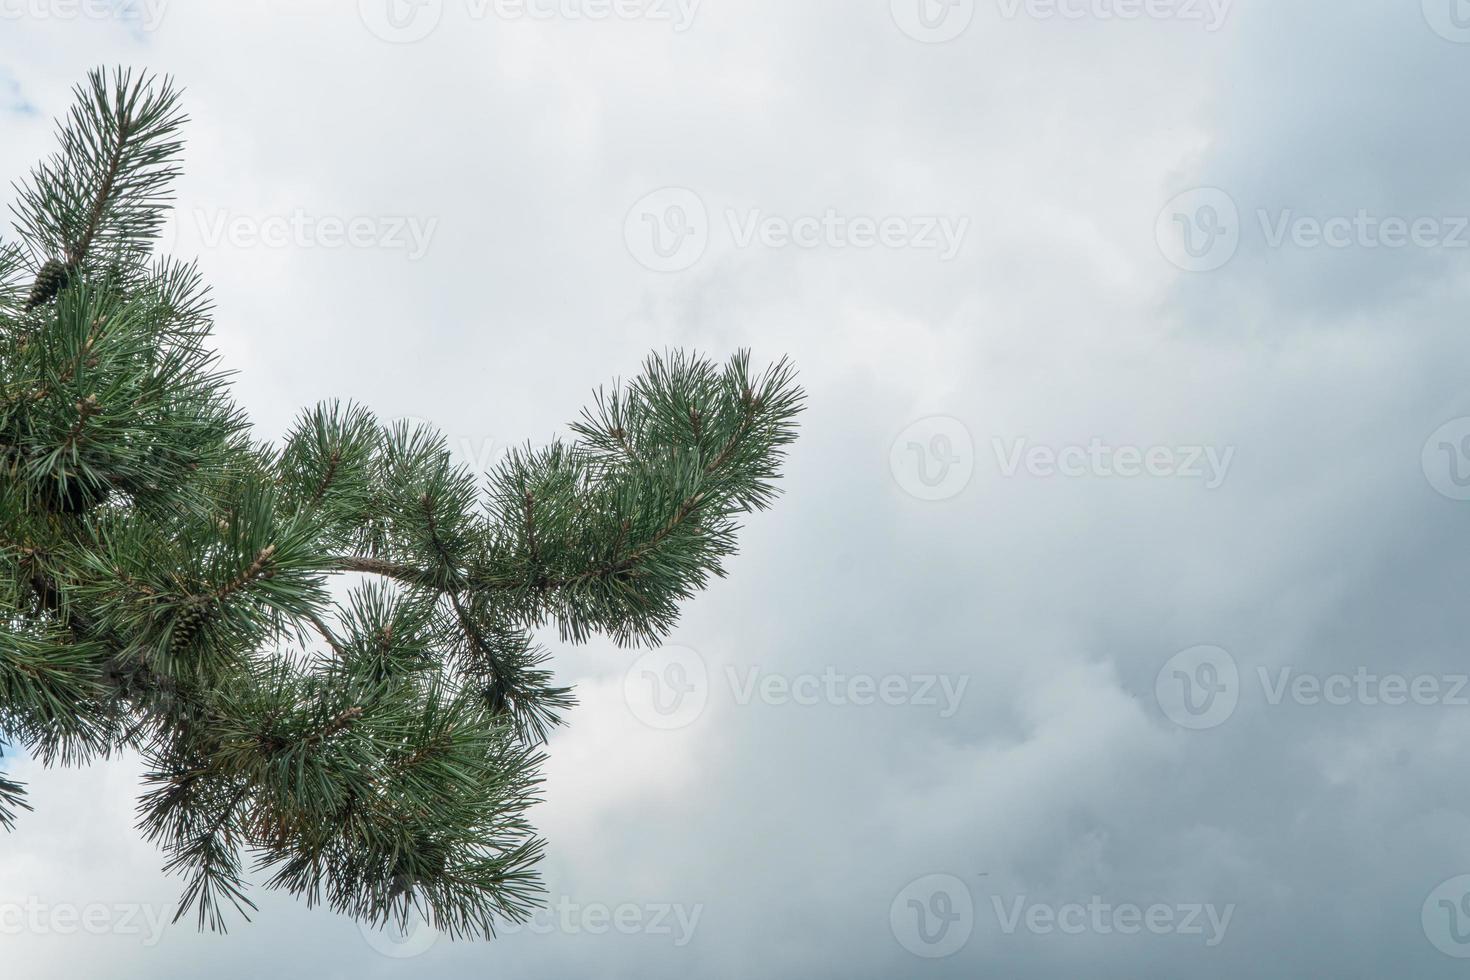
[{"x1": 6, "y1": 0, "x2": 1470, "y2": 976}]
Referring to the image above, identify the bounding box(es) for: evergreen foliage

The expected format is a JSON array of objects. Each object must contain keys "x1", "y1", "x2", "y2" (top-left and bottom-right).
[{"x1": 0, "y1": 69, "x2": 802, "y2": 939}]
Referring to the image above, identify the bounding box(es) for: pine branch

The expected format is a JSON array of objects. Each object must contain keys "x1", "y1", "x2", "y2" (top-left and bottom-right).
[
  {"x1": 0, "y1": 69, "x2": 802, "y2": 942},
  {"x1": 0, "y1": 770, "x2": 32, "y2": 832}
]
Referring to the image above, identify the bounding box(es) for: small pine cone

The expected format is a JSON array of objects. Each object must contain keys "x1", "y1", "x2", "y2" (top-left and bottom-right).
[
  {"x1": 170, "y1": 604, "x2": 210, "y2": 653},
  {"x1": 25, "y1": 260, "x2": 72, "y2": 310}
]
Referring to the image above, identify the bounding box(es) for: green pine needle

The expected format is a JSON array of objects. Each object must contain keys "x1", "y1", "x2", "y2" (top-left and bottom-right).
[{"x1": 0, "y1": 68, "x2": 802, "y2": 940}]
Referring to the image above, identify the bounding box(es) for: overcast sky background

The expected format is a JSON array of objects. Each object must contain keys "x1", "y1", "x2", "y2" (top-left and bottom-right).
[{"x1": 5, "y1": 1, "x2": 1470, "y2": 976}]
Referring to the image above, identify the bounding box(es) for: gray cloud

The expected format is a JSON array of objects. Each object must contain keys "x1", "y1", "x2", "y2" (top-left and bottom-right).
[{"x1": 4, "y1": 1, "x2": 1470, "y2": 976}]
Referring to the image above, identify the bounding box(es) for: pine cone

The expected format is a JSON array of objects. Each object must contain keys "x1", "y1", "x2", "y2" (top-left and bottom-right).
[
  {"x1": 170, "y1": 603, "x2": 211, "y2": 653},
  {"x1": 25, "y1": 260, "x2": 72, "y2": 310}
]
